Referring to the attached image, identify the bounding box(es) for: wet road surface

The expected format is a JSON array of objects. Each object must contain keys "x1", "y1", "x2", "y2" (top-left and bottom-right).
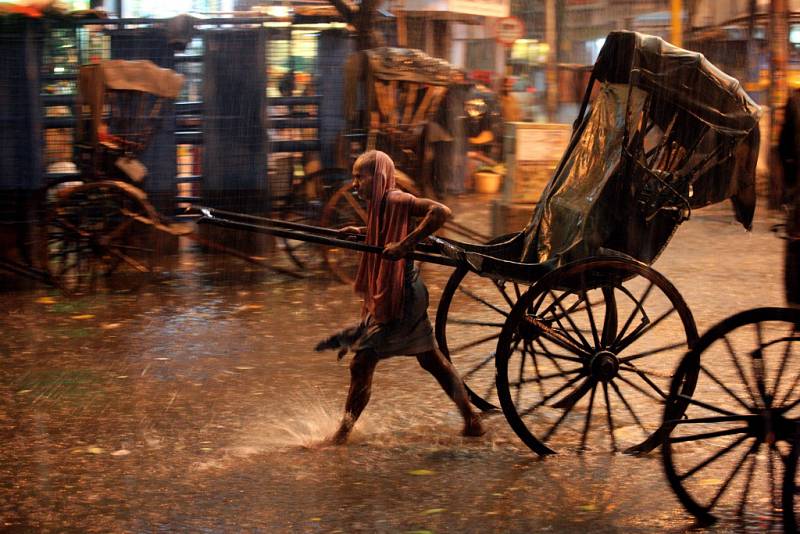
[{"x1": 0, "y1": 195, "x2": 791, "y2": 532}]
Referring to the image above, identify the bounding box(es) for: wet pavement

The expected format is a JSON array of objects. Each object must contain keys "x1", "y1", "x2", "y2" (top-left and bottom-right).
[{"x1": 0, "y1": 193, "x2": 791, "y2": 532}]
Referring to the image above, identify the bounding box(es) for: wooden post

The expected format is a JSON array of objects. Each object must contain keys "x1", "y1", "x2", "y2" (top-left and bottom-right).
[
  {"x1": 545, "y1": 0, "x2": 558, "y2": 122},
  {"x1": 770, "y1": 0, "x2": 789, "y2": 208},
  {"x1": 747, "y1": 0, "x2": 758, "y2": 85},
  {"x1": 671, "y1": 0, "x2": 683, "y2": 47},
  {"x1": 396, "y1": 0, "x2": 407, "y2": 47}
]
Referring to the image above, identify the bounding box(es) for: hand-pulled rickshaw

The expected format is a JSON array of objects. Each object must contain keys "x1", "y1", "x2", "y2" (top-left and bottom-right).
[
  {"x1": 200, "y1": 31, "x2": 798, "y2": 529},
  {"x1": 41, "y1": 59, "x2": 191, "y2": 292},
  {"x1": 658, "y1": 77, "x2": 800, "y2": 528},
  {"x1": 40, "y1": 59, "x2": 318, "y2": 293}
]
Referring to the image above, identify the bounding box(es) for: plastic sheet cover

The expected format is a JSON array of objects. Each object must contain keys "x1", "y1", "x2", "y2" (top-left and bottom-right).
[{"x1": 520, "y1": 31, "x2": 761, "y2": 266}]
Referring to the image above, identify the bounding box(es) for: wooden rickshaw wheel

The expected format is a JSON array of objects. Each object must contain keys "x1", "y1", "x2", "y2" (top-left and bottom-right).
[
  {"x1": 494, "y1": 257, "x2": 698, "y2": 456},
  {"x1": 662, "y1": 307, "x2": 800, "y2": 528},
  {"x1": 277, "y1": 167, "x2": 350, "y2": 272},
  {"x1": 43, "y1": 180, "x2": 160, "y2": 294}
]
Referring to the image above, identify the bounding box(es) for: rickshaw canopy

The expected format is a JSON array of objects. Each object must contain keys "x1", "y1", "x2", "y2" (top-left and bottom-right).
[
  {"x1": 520, "y1": 31, "x2": 762, "y2": 266},
  {"x1": 594, "y1": 31, "x2": 761, "y2": 136},
  {"x1": 90, "y1": 60, "x2": 185, "y2": 98}
]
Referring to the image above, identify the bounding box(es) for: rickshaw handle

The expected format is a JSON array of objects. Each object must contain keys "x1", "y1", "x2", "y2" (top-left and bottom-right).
[{"x1": 195, "y1": 209, "x2": 459, "y2": 268}]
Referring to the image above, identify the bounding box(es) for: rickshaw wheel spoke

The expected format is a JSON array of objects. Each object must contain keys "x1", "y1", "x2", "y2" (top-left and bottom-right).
[
  {"x1": 495, "y1": 257, "x2": 697, "y2": 456},
  {"x1": 436, "y1": 241, "x2": 533, "y2": 411},
  {"x1": 44, "y1": 181, "x2": 158, "y2": 294},
  {"x1": 662, "y1": 307, "x2": 800, "y2": 526}
]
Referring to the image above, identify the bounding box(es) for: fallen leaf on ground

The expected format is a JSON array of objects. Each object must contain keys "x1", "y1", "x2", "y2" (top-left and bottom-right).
[
  {"x1": 71, "y1": 314, "x2": 95, "y2": 320},
  {"x1": 87, "y1": 446, "x2": 103, "y2": 454},
  {"x1": 35, "y1": 297, "x2": 56, "y2": 304},
  {"x1": 111, "y1": 449, "x2": 131, "y2": 456},
  {"x1": 408, "y1": 469, "x2": 435, "y2": 476},
  {"x1": 101, "y1": 323, "x2": 121, "y2": 330},
  {"x1": 420, "y1": 508, "x2": 445, "y2": 516},
  {"x1": 236, "y1": 304, "x2": 264, "y2": 312},
  {"x1": 235, "y1": 366, "x2": 255, "y2": 370}
]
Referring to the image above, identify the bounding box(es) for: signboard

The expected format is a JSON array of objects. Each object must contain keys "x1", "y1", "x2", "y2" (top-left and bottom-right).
[
  {"x1": 496, "y1": 16, "x2": 525, "y2": 46},
  {"x1": 503, "y1": 122, "x2": 572, "y2": 203},
  {"x1": 515, "y1": 123, "x2": 571, "y2": 162},
  {"x1": 402, "y1": 0, "x2": 510, "y2": 18},
  {"x1": 451, "y1": 0, "x2": 509, "y2": 17}
]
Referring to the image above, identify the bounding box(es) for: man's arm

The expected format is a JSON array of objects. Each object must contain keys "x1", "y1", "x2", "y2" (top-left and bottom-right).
[{"x1": 383, "y1": 196, "x2": 451, "y2": 259}]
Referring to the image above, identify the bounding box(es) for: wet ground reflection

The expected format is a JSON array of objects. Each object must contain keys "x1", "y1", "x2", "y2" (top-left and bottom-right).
[{"x1": 0, "y1": 198, "x2": 790, "y2": 532}]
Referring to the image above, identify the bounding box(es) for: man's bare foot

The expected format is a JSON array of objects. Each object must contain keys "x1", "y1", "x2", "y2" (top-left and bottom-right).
[
  {"x1": 328, "y1": 429, "x2": 349, "y2": 445},
  {"x1": 326, "y1": 421, "x2": 352, "y2": 445},
  {"x1": 462, "y1": 414, "x2": 486, "y2": 437}
]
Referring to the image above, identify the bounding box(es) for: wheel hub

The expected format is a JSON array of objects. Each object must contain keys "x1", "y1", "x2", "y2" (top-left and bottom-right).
[
  {"x1": 749, "y1": 408, "x2": 799, "y2": 444},
  {"x1": 590, "y1": 350, "x2": 619, "y2": 382}
]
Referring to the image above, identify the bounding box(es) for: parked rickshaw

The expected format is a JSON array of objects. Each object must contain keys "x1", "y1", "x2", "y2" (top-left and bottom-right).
[
  {"x1": 42, "y1": 59, "x2": 190, "y2": 292},
  {"x1": 39, "y1": 54, "x2": 341, "y2": 292}
]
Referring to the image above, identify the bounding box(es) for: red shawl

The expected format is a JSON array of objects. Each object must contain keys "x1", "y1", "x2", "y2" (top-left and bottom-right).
[{"x1": 353, "y1": 152, "x2": 413, "y2": 323}]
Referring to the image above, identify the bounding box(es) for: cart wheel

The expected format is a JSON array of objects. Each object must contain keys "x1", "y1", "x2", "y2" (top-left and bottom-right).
[
  {"x1": 45, "y1": 181, "x2": 159, "y2": 293},
  {"x1": 278, "y1": 204, "x2": 323, "y2": 271},
  {"x1": 663, "y1": 307, "x2": 800, "y2": 527},
  {"x1": 277, "y1": 168, "x2": 348, "y2": 272},
  {"x1": 320, "y1": 180, "x2": 368, "y2": 284},
  {"x1": 435, "y1": 236, "x2": 525, "y2": 412},
  {"x1": 495, "y1": 257, "x2": 698, "y2": 456}
]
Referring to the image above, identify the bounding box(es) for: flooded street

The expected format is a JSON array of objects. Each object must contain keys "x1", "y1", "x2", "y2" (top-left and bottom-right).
[{"x1": 0, "y1": 196, "x2": 791, "y2": 533}]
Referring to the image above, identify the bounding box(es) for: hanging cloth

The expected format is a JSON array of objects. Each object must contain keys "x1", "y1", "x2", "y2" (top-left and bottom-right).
[{"x1": 353, "y1": 151, "x2": 414, "y2": 323}]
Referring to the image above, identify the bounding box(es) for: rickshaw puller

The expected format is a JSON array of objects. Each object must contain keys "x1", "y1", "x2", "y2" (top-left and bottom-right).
[{"x1": 315, "y1": 150, "x2": 485, "y2": 444}]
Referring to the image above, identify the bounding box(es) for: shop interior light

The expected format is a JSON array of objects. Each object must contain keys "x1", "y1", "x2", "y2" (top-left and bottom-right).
[{"x1": 791, "y1": 25, "x2": 800, "y2": 45}]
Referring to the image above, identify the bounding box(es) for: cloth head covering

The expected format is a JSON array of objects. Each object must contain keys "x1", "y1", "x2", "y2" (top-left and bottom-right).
[{"x1": 353, "y1": 151, "x2": 414, "y2": 323}]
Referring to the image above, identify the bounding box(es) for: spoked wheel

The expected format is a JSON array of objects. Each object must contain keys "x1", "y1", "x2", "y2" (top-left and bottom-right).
[
  {"x1": 435, "y1": 241, "x2": 527, "y2": 412},
  {"x1": 45, "y1": 181, "x2": 159, "y2": 293},
  {"x1": 278, "y1": 203, "x2": 324, "y2": 271},
  {"x1": 278, "y1": 168, "x2": 348, "y2": 272},
  {"x1": 495, "y1": 257, "x2": 698, "y2": 456},
  {"x1": 320, "y1": 181, "x2": 368, "y2": 284},
  {"x1": 663, "y1": 307, "x2": 800, "y2": 528}
]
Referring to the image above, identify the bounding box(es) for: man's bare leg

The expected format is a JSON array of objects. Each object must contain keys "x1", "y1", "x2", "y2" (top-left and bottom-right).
[
  {"x1": 416, "y1": 348, "x2": 485, "y2": 437},
  {"x1": 330, "y1": 349, "x2": 379, "y2": 444}
]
